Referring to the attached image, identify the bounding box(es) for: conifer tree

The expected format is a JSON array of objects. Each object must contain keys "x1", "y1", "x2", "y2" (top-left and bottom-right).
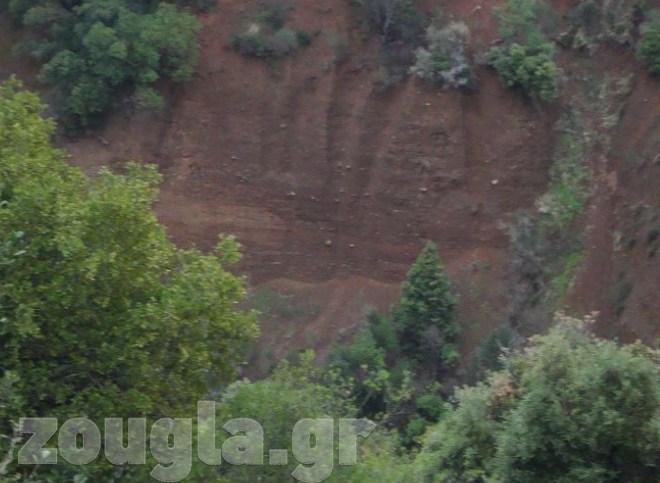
[{"x1": 394, "y1": 242, "x2": 459, "y2": 366}]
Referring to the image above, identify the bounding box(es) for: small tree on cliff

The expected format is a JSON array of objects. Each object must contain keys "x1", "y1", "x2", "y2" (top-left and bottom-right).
[{"x1": 394, "y1": 241, "x2": 459, "y2": 366}]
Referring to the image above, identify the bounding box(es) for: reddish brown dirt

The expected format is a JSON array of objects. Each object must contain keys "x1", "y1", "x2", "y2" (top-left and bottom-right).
[
  {"x1": 567, "y1": 63, "x2": 660, "y2": 344},
  {"x1": 0, "y1": 1, "x2": 657, "y2": 367},
  {"x1": 53, "y1": 0, "x2": 553, "y2": 362}
]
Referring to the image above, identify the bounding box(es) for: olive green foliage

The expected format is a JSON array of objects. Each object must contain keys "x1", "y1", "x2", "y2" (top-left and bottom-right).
[
  {"x1": 367, "y1": 309, "x2": 399, "y2": 354},
  {"x1": 231, "y1": 2, "x2": 312, "y2": 59},
  {"x1": 332, "y1": 429, "x2": 412, "y2": 483},
  {"x1": 411, "y1": 21, "x2": 474, "y2": 89},
  {"x1": 487, "y1": 0, "x2": 559, "y2": 101},
  {"x1": 329, "y1": 323, "x2": 446, "y2": 446},
  {"x1": 209, "y1": 351, "x2": 410, "y2": 483},
  {"x1": 327, "y1": 325, "x2": 390, "y2": 417},
  {"x1": 495, "y1": 0, "x2": 558, "y2": 43},
  {"x1": 415, "y1": 314, "x2": 660, "y2": 482},
  {"x1": 487, "y1": 41, "x2": 559, "y2": 102},
  {"x1": 394, "y1": 241, "x2": 459, "y2": 367},
  {"x1": 8, "y1": 0, "x2": 200, "y2": 130},
  {"x1": 210, "y1": 351, "x2": 349, "y2": 482},
  {"x1": 327, "y1": 243, "x2": 457, "y2": 448},
  {"x1": 637, "y1": 9, "x2": 660, "y2": 75},
  {"x1": 0, "y1": 80, "x2": 257, "y2": 479},
  {"x1": 467, "y1": 324, "x2": 519, "y2": 382}
]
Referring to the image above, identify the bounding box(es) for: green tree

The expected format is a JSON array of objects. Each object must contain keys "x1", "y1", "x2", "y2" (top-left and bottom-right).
[
  {"x1": 487, "y1": 41, "x2": 559, "y2": 102},
  {"x1": 211, "y1": 351, "x2": 352, "y2": 482},
  {"x1": 487, "y1": 0, "x2": 559, "y2": 101},
  {"x1": 11, "y1": 1, "x2": 200, "y2": 130},
  {"x1": 210, "y1": 350, "x2": 410, "y2": 483},
  {"x1": 327, "y1": 326, "x2": 390, "y2": 418},
  {"x1": 415, "y1": 314, "x2": 660, "y2": 482},
  {"x1": 0, "y1": 79, "x2": 258, "y2": 479},
  {"x1": 394, "y1": 242, "x2": 459, "y2": 367}
]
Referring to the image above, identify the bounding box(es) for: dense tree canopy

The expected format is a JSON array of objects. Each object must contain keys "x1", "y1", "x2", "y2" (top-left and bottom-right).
[
  {"x1": 415, "y1": 314, "x2": 660, "y2": 482},
  {"x1": 0, "y1": 79, "x2": 257, "y2": 478},
  {"x1": 6, "y1": 0, "x2": 201, "y2": 130},
  {"x1": 205, "y1": 351, "x2": 411, "y2": 483}
]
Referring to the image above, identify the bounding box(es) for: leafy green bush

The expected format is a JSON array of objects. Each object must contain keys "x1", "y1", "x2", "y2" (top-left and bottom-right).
[
  {"x1": 415, "y1": 314, "x2": 660, "y2": 482},
  {"x1": 231, "y1": 3, "x2": 312, "y2": 59},
  {"x1": 10, "y1": 1, "x2": 201, "y2": 131},
  {"x1": 488, "y1": 40, "x2": 559, "y2": 102},
  {"x1": 415, "y1": 390, "x2": 446, "y2": 422},
  {"x1": 487, "y1": 0, "x2": 560, "y2": 101},
  {"x1": 327, "y1": 326, "x2": 390, "y2": 418},
  {"x1": 212, "y1": 351, "x2": 411, "y2": 483},
  {"x1": 411, "y1": 21, "x2": 474, "y2": 89},
  {"x1": 496, "y1": 0, "x2": 557, "y2": 43},
  {"x1": 213, "y1": 351, "x2": 349, "y2": 482},
  {"x1": 472, "y1": 325, "x2": 519, "y2": 377},
  {"x1": 637, "y1": 9, "x2": 660, "y2": 75},
  {"x1": 367, "y1": 309, "x2": 399, "y2": 354}
]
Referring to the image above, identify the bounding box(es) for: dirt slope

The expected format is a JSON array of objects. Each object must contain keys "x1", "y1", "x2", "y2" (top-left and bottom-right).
[
  {"x1": 65, "y1": 0, "x2": 555, "y2": 360},
  {"x1": 0, "y1": 1, "x2": 657, "y2": 365}
]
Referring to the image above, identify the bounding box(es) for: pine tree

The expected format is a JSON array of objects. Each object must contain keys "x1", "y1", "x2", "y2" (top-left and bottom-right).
[{"x1": 394, "y1": 241, "x2": 459, "y2": 366}]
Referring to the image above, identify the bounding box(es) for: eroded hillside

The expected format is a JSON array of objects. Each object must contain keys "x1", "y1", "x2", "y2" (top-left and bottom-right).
[{"x1": 1, "y1": 0, "x2": 657, "y2": 369}]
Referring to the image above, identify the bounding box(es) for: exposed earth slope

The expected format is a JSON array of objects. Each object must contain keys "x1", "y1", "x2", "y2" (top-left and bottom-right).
[{"x1": 1, "y1": 0, "x2": 657, "y2": 367}]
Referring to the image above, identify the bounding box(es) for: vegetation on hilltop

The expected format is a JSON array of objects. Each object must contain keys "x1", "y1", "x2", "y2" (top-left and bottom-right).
[{"x1": 6, "y1": 1, "x2": 202, "y2": 131}]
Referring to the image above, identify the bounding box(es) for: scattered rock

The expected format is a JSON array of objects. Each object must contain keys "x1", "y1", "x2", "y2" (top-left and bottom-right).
[
  {"x1": 325, "y1": 240, "x2": 333, "y2": 247},
  {"x1": 491, "y1": 179, "x2": 499, "y2": 186},
  {"x1": 419, "y1": 187, "x2": 428, "y2": 193},
  {"x1": 287, "y1": 191, "x2": 296, "y2": 197}
]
